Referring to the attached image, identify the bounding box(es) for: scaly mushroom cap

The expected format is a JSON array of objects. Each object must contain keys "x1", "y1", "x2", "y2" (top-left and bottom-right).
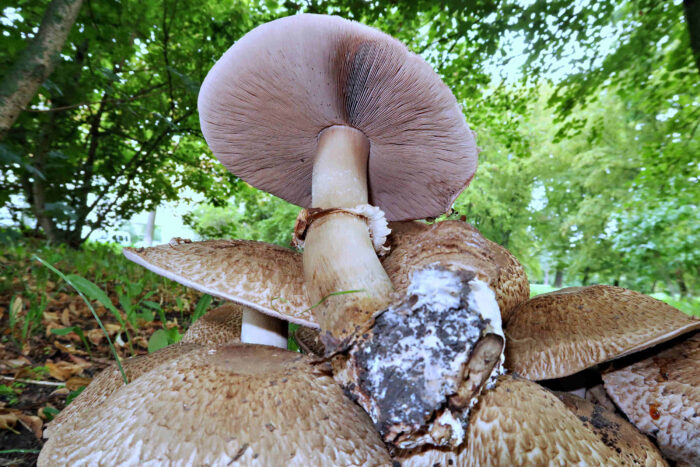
[
  {"x1": 39, "y1": 344, "x2": 391, "y2": 466},
  {"x1": 123, "y1": 239, "x2": 313, "y2": 327},
  {"x1": 554, "y1": 392, "x2": 668, "y2": 466},
  {"x1": 198, "y1": 14, "x2": 477, "y2": 221},
  {"x1": 47, "y1": 304, "x2": 243, "y2": 439},
  {"x1": 465, "y1": 375, "x2": 633, "y2": 466},
  {"x1": 381, "y1": 220, "x2": 529, "y2": 320},
  {"x1": 181, "y1": 302, "x2": 243, "y2": 345},
  {"x1": 44, "y1": 343, "x2": 201, "y2": 439},
  {"x1": 395, "y1": 376, "x2": 649, "y2": 466},
  {"x1": 505, "y1": 285, "x2": 700, "y2": 380},
  {"x1": 603, "y1": 332, "x2": 700, "y2": 465}
]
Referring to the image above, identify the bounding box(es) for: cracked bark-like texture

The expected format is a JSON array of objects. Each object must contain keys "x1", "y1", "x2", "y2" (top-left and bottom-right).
[
  {"x1": 335, "y1": 266, "x2": 504, "y2": 449},
  {"x1": 0, "y1": 0, "x2": 83, "y2": 138},
  {"x1": 603, "y1": 333, "x2": 700, "y2": 465},
  {"x1": 505, "y1": 285, "x2": 700, "y2": 380},
  {"x1": 381, "y1": 220, "x2": 529, "y2": 323},
  {"x1": 40, "y1": 344, "x2": 392, "y2": 466}
]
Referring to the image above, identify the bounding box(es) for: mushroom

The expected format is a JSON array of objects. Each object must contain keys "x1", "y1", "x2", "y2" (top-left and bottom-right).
[
  {"x1": 394, "y1": 376, "x2": 667, "y2": 466},
  {"x1": 39, "y1": 344, "x2": 392, "y2": 465},
  {"x1": 504, "y1": 285, "x2": 700, "y2": 380},
  {"x1": 45, "y1": 303, "x2": 243, "y2": 438},
  {"x1": 198, "y1": 14, "x2": 478, "y2": 350},
  {"x1": 602, "y1": 332, "x2": 700, "y2": 465},
  {"x1": 124, "y1": 239, "x2": 308, "y2": 348},
  {"x1": 124, "y1": 220, "x2": 528, "y2": 449}
]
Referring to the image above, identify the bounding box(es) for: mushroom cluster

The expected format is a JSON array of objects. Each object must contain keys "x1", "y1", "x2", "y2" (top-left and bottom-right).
[{"x1": 39, "y1": 13, "x2": 699, "y2": 466}]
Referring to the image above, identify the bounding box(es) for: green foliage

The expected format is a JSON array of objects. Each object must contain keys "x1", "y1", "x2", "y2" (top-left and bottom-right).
[{"x1": 184, "y1": 184, "x2": 298, "y2": 247}]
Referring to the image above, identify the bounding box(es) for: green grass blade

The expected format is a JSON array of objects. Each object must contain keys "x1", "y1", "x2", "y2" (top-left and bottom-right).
[{"x1": 34, "y1": 256, "x2": 128, "y2": 384}]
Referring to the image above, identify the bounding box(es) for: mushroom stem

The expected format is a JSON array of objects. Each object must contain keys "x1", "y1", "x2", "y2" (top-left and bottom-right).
[
  {"x1": 303, "y1": 125, "x2": 394, "y2": 348},
  {"x1": 240, "y1": 308, "x2": 288, "y2": 349}
]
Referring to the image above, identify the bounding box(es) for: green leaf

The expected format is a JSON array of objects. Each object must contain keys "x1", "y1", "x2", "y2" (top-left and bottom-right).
[
  {"x1": 148, "y1": 329, "x2": 169, "y2": 353},
  {"x1": 66, "y1": 274, "x2": 125, "y2": 327},
  {"x1": 191, "y1": 294, "x2": 212, "y2": 323}
]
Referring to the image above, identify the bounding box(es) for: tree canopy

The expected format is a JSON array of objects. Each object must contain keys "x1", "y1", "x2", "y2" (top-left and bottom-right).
[{"x1": 1, "y1": 0, "x2": 697, "y2": 294}]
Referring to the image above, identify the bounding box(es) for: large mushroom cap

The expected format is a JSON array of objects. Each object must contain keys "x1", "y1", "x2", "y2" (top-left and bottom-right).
[
  {"x1": 198, "y1": 14, "x2": 477, "y2": 221},
  {"x1": 44, "y1": 342, "x2": 201, "y2": 439},
  {"x1": 39, "y1": 344, "x2": 391, "y2": 466},
  {"x1": 505, "y1": 285, "x2": 700, "y2": 380},
  {"x1": 603, "y1": 332, "x2": 700, "y2": 465},
  {"x1": 465, "y1": 375, "x2": 634, "y2": 466},
  {"x1": 123, "y1": 239, "x2": 313, "y2": 327}
]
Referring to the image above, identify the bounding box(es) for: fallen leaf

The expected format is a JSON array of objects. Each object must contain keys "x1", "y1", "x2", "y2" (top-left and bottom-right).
[
  {"x1": 65, "y1": 376, "x2": 92, "y2": 391},
  {"x1": 105, "y1": 323, "x2": 121, "y2": 334},
  {"x1": 60, "y1": 309, "x2": 71, "y2": 327},
  {"x1": 4, "y1": 356, "x2": 32, "y2": 367},
  {"x1": 16, "y1": 412, "x2": 43, "y2": 439},
  {"x1": 10, "y1": 296, "x2": 23, "y2": 318},
  {"x1": 67, "y1": 355, "x2": 92, "y2": 369},
  {"x1": 53, "y1": 341, "x2": 88, "y2": 356},
  {"x1": 50, "y1": 387, "x2": 70, "y2": 397},
  {"x1": 46, "y1": 361, "x2": 86, "y2": 381},
  {"x1": 87, "y1": 329, "x2": 104, "y2": 345},
  {"x1": 0, "y1": 410, "x2": 19, "y2": 434}
]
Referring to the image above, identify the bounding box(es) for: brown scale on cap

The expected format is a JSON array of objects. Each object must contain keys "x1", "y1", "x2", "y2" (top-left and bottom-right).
[
  {"x1": 381, "y1": 220, "x2": 529, "y2": 322},
  {"x1": 603, "y1": 332, "x2": 700, "y2": 465},
  {"x1": 198, "y1": 14, "x2": 477, "y2": 222},
  {"x1": 181, "y1": 302, "x2": 243, "y2": 345},
  {"x1": 504, "y1": 285, "x2": 700, "y2": 380},
  {"x1": 39, "y1": 344, "x2": 392, "y2": 466},
  {"x1": 554, "y1": 392, "x2": 668, "y2": 466}
]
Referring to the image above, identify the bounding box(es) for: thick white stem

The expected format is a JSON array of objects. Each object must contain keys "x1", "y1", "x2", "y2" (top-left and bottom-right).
[
  {"x1": 303, "y1": 126, "x2": 394, "y2": 346},
  {"x1": 240, "y1": 308, "x2": 288, "y2": 349}
]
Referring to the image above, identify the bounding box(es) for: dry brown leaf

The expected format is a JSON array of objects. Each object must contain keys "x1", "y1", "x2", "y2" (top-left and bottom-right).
[
  {"x1": 46, "y1": 361, "x2": 86, "y2": 381},
  {"x1": 0, "y1": 410, "x2": 19, "y2": 433},
  {"x1": 87, "y1": 328, "x2": 104, "y2": 345},
  {"x1": 53, "y1": 341, "x2": 88, "y2": 356},
  {"x1": 65, "y1": 376, "x2": 92, "y2": 391},
  {"x1": 50, "y1": 387, "x2": 70, "y2": 397},
  {"x1": 42, "y1": 311, "x2": 59, "y2": 324},
  {"x1": 16, "y1": 412, "x2": 43, "y2": 439},
  {"x1": 4, "y1": 356, "x2": 32, "y2": 368},
  {"x1": 60, "y1": 309, "x2": 71, "y2": 327},
  {"x1": 67, "y1": 355, "x2": 92, "y2": 369},
  {"x1": 104, "y1": 323, "x2": 121, "y2": 334},
  {"x1": 38, "y1": 405, "x2": 56, "y2": 421}
]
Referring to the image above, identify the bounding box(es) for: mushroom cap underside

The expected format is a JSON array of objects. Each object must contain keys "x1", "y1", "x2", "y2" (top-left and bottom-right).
[
  {"x1": 505, "y1": 285, "x2": 700, "y2": 380},
  {"x1": 198, "y1": 14, "x2": 477, "y2": 221},
  {"x1": 39, "y1": 344, "x2": 391, "y2": 466}
]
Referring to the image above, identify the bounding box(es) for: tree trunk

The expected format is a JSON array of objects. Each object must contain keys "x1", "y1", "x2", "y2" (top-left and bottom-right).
[
  {"x1": 582, "y1": 267, "x2": 590, "y2": 286},
  {"x1": 676, "y1": 269, "x2": 688, "y2": 297},
  {"x1": 554, "y1": 269, "x2": 564, "y2": 288},
  {"x1": 0, "y1": 0, "x2": 84, "y2": 140},
  {"x1": 685, "y1": 0, "x2": 700, "y2": 74},
  {"x1": 144, "y1": 210, "x2": 157, "y2": 246}
]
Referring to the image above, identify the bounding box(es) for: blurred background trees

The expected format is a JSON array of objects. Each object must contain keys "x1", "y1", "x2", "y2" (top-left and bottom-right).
[{"x1": 1, "y1": 0, "x2": 698, "y2": 296}]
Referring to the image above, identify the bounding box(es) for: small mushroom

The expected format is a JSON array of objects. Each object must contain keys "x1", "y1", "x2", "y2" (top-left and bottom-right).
[
  {"x1": 181, "y1": 302, "x2": 243, "y2": 345},
  {"x1": 198, "y1": 14, "x2": 478, "y2": 349},
  {"x1": 124, "y1": 239, "x2": 308, "y2": 348},
  {"x1": 602, "y1": 332, "x2": 700, "y2": 465},
  {"x1": 39, "y1": 344, "x2": 392, "y2": 465},
  {"x1": 504, "y1": 285, "x2": 700, "y2": 380}
]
